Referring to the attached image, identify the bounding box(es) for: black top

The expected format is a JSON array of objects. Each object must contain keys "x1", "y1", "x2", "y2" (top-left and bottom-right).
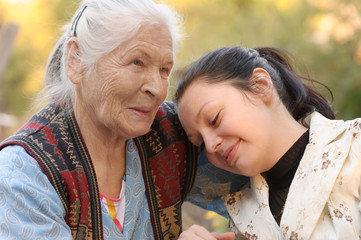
[{"x1": 263, "y1": 130, "x2": 310, "y2": 225}]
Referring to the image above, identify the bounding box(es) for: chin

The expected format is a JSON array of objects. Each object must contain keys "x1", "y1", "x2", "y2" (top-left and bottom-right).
[
  {"x1": 109, "y1": 124, "x2": 150, "y2": 139},
  {"x1": 120, "y1": 117, "x2": 154, "y2": 136},
  {"x1": 229, "y1": 169, "x2": 246, "y2": 176},
  {"x1": 130, "y1": 125, "x2": 152, "y2": 138}
]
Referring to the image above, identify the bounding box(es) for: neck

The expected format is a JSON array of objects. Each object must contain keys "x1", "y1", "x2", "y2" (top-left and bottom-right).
[
  {"x1": 265, "y1": 105, "x2": 308, "y2": 173},
  {"x1": 73, "y1": 104, "x2": 127, "y2": 162},
  {"x1": 72, "y1": 101, "x2": 127, "y2": 198}
]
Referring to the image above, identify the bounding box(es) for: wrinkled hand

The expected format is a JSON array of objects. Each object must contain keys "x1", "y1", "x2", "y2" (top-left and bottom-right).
[{"x1": 179, "y1": 225, "x2": 235, "y2": 240}]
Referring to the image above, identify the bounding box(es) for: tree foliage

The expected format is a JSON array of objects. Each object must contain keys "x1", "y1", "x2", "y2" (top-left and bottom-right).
[
  {"x1": 166, "y1": 0, "x2": 361, "y2": 119},
  {"x1": 1, "y1": 0, "x2": 360, "y2": 120}
]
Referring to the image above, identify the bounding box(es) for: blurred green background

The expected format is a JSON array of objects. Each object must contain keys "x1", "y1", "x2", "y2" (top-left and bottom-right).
[{"x1": 1, "y1": 0, "x2": 361, "y2": 233}]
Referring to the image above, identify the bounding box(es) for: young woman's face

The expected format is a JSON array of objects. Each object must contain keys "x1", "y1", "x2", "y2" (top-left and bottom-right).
[{"x1": 178, "y1": 80, "x2": 276, "y2": 176}]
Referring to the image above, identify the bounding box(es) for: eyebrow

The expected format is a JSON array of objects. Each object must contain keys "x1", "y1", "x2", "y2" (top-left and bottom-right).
[
  {"x1": 165, "y1": 60, "x2": 174, "y2": 66},
  {"x1": 196, "y1": 100, "x2": 213, "y2": 120},
  {"x1": 134, "y1": 50, "x2": 150, "y2": 59},
  {"x1": 131, "y1": 48, "x2": 173, "y2": 64}
]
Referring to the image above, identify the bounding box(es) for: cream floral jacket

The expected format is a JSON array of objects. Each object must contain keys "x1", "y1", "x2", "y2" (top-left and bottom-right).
[{"x1": 223, "y1": 112, "x2": 361, "y2": 240}]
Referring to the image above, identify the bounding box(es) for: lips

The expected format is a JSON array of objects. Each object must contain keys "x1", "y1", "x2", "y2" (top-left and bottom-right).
[
  {"x1": 129, "y1": 106, "x2": 153, "y2": 117},
  {"x1": 223, "y1": 139, "x2": 241, "y2": 165}
]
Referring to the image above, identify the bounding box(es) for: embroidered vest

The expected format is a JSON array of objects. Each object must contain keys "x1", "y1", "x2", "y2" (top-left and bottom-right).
[{"x1": 0, "y1": 101, "x2": 197, "y2": 240}]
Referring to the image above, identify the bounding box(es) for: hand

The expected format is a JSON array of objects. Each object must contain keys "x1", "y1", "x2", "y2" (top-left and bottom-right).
[{"x1": 179, "y1": 225, "x2": 235, "y2": 240}]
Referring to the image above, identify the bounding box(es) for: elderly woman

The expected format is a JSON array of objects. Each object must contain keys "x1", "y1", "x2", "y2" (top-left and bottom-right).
[{"x1": 0, "y1": 1, "x2": 247, "y2": 239}]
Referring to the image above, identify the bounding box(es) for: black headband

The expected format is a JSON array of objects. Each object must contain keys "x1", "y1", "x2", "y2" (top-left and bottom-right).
[{"x1": 71, "y1": 6, "x2": 87, "y2": 37}]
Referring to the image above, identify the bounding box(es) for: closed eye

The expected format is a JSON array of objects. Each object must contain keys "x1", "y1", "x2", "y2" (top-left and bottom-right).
[{"x1": 211, "y1": 112, "x2": 220, "y2": 126}]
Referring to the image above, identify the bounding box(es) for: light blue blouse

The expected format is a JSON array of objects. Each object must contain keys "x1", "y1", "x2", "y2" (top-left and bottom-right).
[{"x1": 0, "y1": 142, "x2": 248, "y2": 239}]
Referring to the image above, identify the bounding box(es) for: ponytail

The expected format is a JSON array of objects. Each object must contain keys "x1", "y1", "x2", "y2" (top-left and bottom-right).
[
  {"x1": 255, "y1": 47, "x2": 335, "y2": 120},
  {"x1": 43, "y1": 33, "x2": 73, "y2": 109},
  {"x1": 45, "y1": 34, "x2": 66, "y2": 88}
]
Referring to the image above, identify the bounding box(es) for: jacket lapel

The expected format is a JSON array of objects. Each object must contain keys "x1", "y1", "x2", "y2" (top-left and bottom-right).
[
  {"x1": 280, "y1": 112, "x2": 350, "y2": 239},
  {"x1": 224, "y1": 175, "x2": 284, "y2": 239},
  {"x1": 225, "y1": 113, "x2": 352, "y2": 239}
]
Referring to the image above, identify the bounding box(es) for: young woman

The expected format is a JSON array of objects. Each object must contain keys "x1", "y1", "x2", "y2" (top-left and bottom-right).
[{"x1": 175, "y1": 46, "x2": 361, "y2": 239}]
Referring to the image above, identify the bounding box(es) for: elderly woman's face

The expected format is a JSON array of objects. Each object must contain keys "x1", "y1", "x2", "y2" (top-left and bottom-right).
[{"x1": 78, "y1": 24, "x2": 173, "y2": 138}]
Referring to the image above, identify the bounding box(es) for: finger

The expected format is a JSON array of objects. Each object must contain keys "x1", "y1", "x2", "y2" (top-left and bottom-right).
[
  {"x1": 212, "y1": 232, "x2": 235, "y2": 240},
  {"x1": 179, "y1": 225, "x2": 217, "y2": 240}
]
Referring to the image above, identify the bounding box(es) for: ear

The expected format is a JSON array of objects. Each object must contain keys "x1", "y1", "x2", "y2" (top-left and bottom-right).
[
  {"x1": 66, "y1": 37, "x2": 82, "y2": 84},
  {"x1": 250, "y1": 68, "x2": 274, "y2": 104}
]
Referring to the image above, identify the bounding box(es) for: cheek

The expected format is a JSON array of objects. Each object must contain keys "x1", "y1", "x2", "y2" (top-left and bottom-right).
[
  {"x1": 102, "y1": 71, "x2": 140, "y2": 98},
  {"x1": 83, "y1": 69, "x2": 112, "y2": 97},
  {"x1": 160, "y1": 81, "x2": 169, "y2": 99}
]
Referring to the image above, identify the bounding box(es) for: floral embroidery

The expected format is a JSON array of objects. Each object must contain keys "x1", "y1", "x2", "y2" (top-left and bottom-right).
[
  {"x1": 295, "y1": 166, "x2": 307, "y2": 180},
  {"x1": 321, "y1": 159, "x2": 331, "y2": 170},
  {"x1": 333, "y1": 209, "x2": 343, "y2": 218},
  {"x1": 350, "y1": 121, "x2": 361, "y2": 138},
  {"x1": 346, "y1": 215, "x2": 353, "y2": 222},
  {"x1": 227, "y1": 196, "x2": 236, "y2": 205},
  {"x1": 290, "y1": 232, "x2": 299, "y2": 240},
  {"x1": 250, "y1": 234, "x2": 258, "y2": 240},
  {"x1": 244, "y1": 231, "x2": 259, "y2": 240},
  {"x1": 254, "y1": 202, "x2": 268, "y2": 215},
  {"x1": 336, "y1": 175, "x2": 343, "y2": 185},
  {"x1": 255, "y1": 178, "x2": 268, "y2": 194},
  {"x1": 352, "y1": 121, "x2": 360, "y2": 129},
  {"x1": 247, "y1": 221, "x2": 254, "y2": 230},
  {"x1": 223, "y1": 113, "x2": 361, "y2": 240}
]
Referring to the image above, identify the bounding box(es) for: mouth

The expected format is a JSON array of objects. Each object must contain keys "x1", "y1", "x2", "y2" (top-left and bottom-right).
[
  {"x1": 223, "y1": 139, "x2": 241, "y2": 165},
  {"x1": 129, "y1": 106, "x2": 153, "y2": 117}
]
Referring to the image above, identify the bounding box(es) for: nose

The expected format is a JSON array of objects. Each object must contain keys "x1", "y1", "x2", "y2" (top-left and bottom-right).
[
  {"x1": 203, "y1": 132, "x2": 222, "y2": 154},
  {"x1": 142, "y1": 69, "x2": 168, "y2": 98}
]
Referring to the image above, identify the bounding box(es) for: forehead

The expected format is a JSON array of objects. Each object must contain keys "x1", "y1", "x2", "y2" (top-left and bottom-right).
[
  {"x1": 180, "y1": 80, "x2": 228, "y2": 102},
  {"x1": 178, "y1": 81, "x2": 218, "y2": 117},
  {"x1": 118, "y1": 24, "x2": 174, "y2": 57},
  {"x1": 177, "y1": 81, "x2": 219, "y2": 140},
  {"x1": 178, "y1": 80, "x2": 243, "y2": 119}
]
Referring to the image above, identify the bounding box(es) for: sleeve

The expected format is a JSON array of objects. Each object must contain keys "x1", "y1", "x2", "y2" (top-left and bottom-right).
[
  {"x1": 185, "y1": 150, "x2": 249, "y2": 217},
  {"x1": 0, "y1": 145, "x2": 73, "y2": 240}
]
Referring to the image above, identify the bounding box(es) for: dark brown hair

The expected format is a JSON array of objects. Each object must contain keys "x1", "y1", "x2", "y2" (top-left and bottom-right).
[{"x1": 174, "y1": 46, "x2": 335, "y2": 121}]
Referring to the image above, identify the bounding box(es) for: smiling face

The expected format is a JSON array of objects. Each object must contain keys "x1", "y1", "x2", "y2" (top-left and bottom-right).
[
  {"x1": 177, "y1": 80, "x2": 277, "y2": 176},
  {"x1": 71, "y1": 24, "x2": 173, "y2": 139}
]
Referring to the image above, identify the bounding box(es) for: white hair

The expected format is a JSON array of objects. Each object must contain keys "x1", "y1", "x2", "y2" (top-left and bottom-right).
[{"x1": 44, "y1": 0, "x2": 183, "y2": 110}]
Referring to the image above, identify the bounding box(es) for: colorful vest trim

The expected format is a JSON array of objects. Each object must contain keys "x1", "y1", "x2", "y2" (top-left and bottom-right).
[
  {"x1": 0, "y1": 101, "x2": 197, "y2": 240},
  {"x1": 134, "y1": 101, "x2": 197, "y2": 239}
]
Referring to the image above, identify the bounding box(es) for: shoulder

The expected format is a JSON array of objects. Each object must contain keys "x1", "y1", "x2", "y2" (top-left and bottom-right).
[
  {"x1": 0, "y1": 146, "x2": 72, "y2": 239},
  {"x1": 0, "y1": 145, "x2": 44, "y2": 177},
  {"x1": 0, "y1": 144, "x2": 66, "y2": 207},
  {"x1": 155, "y1": 101, "x2": 177, "y2": 121},
  {"x1": 0, "y1": 145, "x2": 52, "y2": 194},
  {"x1": 308, "y1": 112, "x2": 360, "y2": 130},
  {"x1": 152, "y1": 101, "x2": 184, "y2": 137},
  {"x1": 307, "y1": 113, "x2": 361, "y2": 167},
  {"x1": 308, "y1": 112, "x2": 361, "y2": 142}
]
